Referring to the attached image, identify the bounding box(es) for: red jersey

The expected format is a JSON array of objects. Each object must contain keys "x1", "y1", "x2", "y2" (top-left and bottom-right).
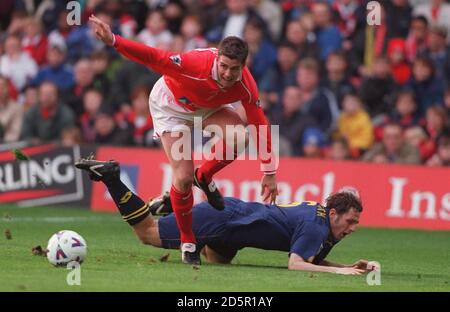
[{"x1": 113, "y1": 35, "x2": 277, "y2": 173}]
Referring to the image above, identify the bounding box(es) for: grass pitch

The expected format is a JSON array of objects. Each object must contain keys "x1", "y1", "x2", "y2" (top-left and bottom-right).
[{"x1": 0, "y1": 204, "x2": 449, "y2": 292}]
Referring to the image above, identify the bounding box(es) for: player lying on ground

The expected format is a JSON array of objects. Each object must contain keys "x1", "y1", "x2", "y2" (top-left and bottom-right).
[{"x1": 76, "y1": 158, "x2": 377, "y2": 274}]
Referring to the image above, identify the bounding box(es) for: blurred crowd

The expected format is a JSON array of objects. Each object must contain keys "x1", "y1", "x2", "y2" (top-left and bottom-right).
[{"x1": 0, "y1": 0, "x2": 449, "y2": 167}]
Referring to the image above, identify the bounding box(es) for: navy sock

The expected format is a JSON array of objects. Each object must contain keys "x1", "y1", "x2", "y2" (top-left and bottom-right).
[{"x1": 106, "y1": 179, "x2": 150, "y2": 225}]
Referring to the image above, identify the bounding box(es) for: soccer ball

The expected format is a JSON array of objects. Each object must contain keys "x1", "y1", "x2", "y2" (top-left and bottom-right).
[{"x1": 46, "y1": 230, "x2": 87, "y2": 266}]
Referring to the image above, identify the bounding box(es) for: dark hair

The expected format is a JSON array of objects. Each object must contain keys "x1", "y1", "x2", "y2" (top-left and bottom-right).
[
  {"x1": 218, "y1": 36, "x2": 249, "y2": 65},
  {"x1": 299, "y1": 57, "x2": 320, "y2": 74},
  {"x1": 325, "y1": 190, "x2": 363, "y2": 214},
  {"x1": 414, "y1": 56, "x2": 435, "y2": 77},
  {"x1": 412, "y1": 15, "x2": 429, "y2": 27}
]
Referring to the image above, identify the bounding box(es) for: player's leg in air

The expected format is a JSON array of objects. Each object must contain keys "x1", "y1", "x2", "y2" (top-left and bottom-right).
[
  {"x1": 195, "y1": 107, "x2": 248, "y2": 207},
  {"x1": 74, "y1": 158, "x2": 199, "y2": 264},
  {"x1": 74, "y1": 158, "x2": 164, "y2": 248}
]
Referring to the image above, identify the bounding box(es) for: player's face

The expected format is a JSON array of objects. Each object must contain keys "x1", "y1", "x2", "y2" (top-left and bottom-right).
[
  {"x1": 329, "y1": 208, "x2": 360, "y2": 240},
  {"x1": 217, "y1": 55, "x2": 243, "y2": 88}
]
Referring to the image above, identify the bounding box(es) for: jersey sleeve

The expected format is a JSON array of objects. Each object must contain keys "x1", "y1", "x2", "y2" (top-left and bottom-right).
[
  {"x1": 113, "y1": 35, "x2": 203, "y2": 78},
  {"x1": 241, "y1": 70, "x2": 278, "y2": 174},
  {"x1": 290, "y1": 221, "x2": 327, "y2": 263}
]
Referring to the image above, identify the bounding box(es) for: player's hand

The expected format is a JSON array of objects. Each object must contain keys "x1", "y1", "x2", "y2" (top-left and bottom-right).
[
  {"x1": 261, "y1": 174, "x2": 278, "y2": 204},
  {"x1": 334, "y1": 267, "x2": 365, "y2": 275},
  {"x1": 351, "y1": 259, "x2": 380, "y2": 272},
  {"x1": 89, "y1": 14, "x2": 114, "y2": 46},
  {"x1": 350, "y1": 259, "x2": 369, "y2": 271}
]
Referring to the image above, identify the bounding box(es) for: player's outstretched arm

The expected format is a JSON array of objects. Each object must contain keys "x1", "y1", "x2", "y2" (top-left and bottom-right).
[
  {"x1": 288, "y1": 253, "x2": 365, "y2": 275},
  {"x1": 89, "y1": 14, "x2": 179, "y2": 75},
  {"x1": 89, "y1": 14, "x2": 114, "y2": 46},
  {"x1": 320, "y1": 259, "x2": 379, "y2": 273}
]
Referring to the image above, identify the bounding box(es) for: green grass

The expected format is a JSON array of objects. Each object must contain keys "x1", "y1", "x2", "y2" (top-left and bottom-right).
[{"x1": 0, "y1": 205, "x2": 449, "y2": 292}]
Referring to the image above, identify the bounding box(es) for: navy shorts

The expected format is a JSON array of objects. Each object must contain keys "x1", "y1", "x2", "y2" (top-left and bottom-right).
[{"x1": 158, "y1": 198, "x2": 243, "y2": 258}]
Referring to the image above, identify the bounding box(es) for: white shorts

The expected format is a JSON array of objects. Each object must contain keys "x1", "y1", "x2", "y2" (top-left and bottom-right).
[{"x1": 149, "y1": 77, "x2": 234, "y2": 138}]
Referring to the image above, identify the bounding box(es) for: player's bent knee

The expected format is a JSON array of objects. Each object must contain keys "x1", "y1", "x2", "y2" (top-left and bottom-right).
[
  {"x1": 173, "y1": 175, "x2": 194, "y2": 192},
  {"x1": 132, "y1": 218, "x2": 162, "y2": 247}
]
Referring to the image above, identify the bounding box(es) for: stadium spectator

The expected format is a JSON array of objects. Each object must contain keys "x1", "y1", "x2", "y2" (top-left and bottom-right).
[
  {"x1": 349, "y1": 3, "x2": 392, "y2": 76},
  {"x1": 419, "y1": 25, "x2": 450, "y2": 82},
  {"x1": 403, "y1": 126, "x2": 436, "y2": 162},
  {"x1": 426, "y1": 134, "x2": 450, "y2": 166},
  {"x1": 137, "y1": 9, "x2": 173, "y2": 50},
  {"x1": 90, "y1": 50, "x2": 111, "y2": 95},
  {"x1": 0, "y1": 34, "x2": 38, "y2": 91},
  {"x1": 20, "y1": 81, "x2": 75, "y2": 143},
  {"x1": 205, "y1": 0, "x2": 267, "y2": 42},
  {"x1": 76, "y1": 158, "x2": 377, "y2": 274},
  {"x1": 387, "y1": 90, "x2": 423, "y2": 129},
  {"x1": 327, "y1": 137, "x2": 352, "y2": 161},
  {"x1": 301, "y1": 127, "x2": 326, "y2": 158},
  {"x1": 103, "y1": 0, "x2": 138, "y2": 39},
  {"x1": 384, "y1": 0, "x2": 412, "y2": 39},
  {"x1": 405, "y1": 15, "x2": 429, "y2": 63},
  {"x1": 332, "y1": 0, "x2": 359, "y2": 41},
  {"x1": 65, "y1": 59, "x2": 96, "y2": 117},
  {"x1": 258, "y1": 41, "x2": 299, "y2": 110},
  {"x1": 358, "y1": 57, "x2": 395, "y2": 117},
  {"x1": 31, "y1": 0, "x2": 67, "y2": 33},
  {"x1": 336, "y1": 93, "x2": 374, "y2": 153},
  {"x1": 444, "y1": 85, "x2": 450, "y2": 116},
  {"x1": 31, "y1": 42, "x2": 75, "y2": 92},
  {"x1": 284, "y1": 20, "x2": 318, "y2": 60},
  {"x1": 115, "y1": 85, "x2": 157, "y2": 147},
  {"x1": 0, "y1": 0, "x2": 14, "y2": 31},
  {"x1": 0, "y1": 76, "x2": 22, "y2": 143},
  {"x1": 296, "y1": 58, "x2": 339, "y2": 134},
  {"x1": 66, "y1": 11, "x2": 114, "y2": 63},
  {"x1": 48, "y1": 11, "x2": 73, "y2": 48},
  {"x1": 180, "y1": 15, "x2": 208, "y2": 52},
  {"x1": 312, "y1": 2, "x2": 342, "y2": 61},
  {"x1": 162, "y1": 0, "x2": 185, "y2": 35},
  {"x1": 21, "y1": 17, "x2": 48, "y2": 66},
  {"x1": 108, "y1": 59, "x2": 161, "y2": 113},
  {"x1": 249, "y1": 0, "x2": 283, "y2": 42},
  {"x1": 283, "y1": 0, "x2": 312, "y2": 24},
  {"x1": 267, "y1": 86, "x2": 317, "y2": 156},
  {"x1": 322, "y1": 51, "x2": 354, "y2": 108},
  {"x1": 94, "y1": 110, "x2": 133, "y2": 146},
  {"x1": 243, "y1": 17, "x2": 277, "y2": 85},
  {"x1": 387, "y1": 38, "x2": 411, "y2": 85},
  {"x1": 21, "y1": 84, "x2": 38, "y2": 112},
  {"x1": 80, "y1": 88, "x2": 104, "y2": 144},
  {"x1": 299, "y1": 12, "x2": 317, "y2": 43},
  {"x1": 89, "y1": 14, "x2": 278, "y2": 265},
  {"x1": 61, "y1": 127, "x2": 83, "y2": 147},
  {"x1": 413, "y1": 0, "x2": 450, "y2": 39},
  {"x1": 407, "y1": 57, "x2": 444, "y2": 116},
  {"x1": 425, "y1": 105, "x2": 449, "y2": 144},
  {"x1": 362, "y1": 123, "x2": 421, "y2": 164}
]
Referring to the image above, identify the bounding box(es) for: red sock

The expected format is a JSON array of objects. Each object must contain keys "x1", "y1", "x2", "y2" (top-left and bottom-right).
[
  {"x1": 170, "y1": 185, "x2": 195, "y2": 244},
  {"x1": 197, "y1": 140, "x2": 237, "y2": 182}
]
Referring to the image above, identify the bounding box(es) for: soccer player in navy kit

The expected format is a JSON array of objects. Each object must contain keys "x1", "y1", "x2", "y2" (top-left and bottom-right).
[{"x1": 76, "y1": 159, "x2": 376, "y2": 274}]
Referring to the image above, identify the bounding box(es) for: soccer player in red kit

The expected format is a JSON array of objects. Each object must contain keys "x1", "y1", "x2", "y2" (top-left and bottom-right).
[{"x1": 89, "y1": 15, "x2": 278, "y2": 265}]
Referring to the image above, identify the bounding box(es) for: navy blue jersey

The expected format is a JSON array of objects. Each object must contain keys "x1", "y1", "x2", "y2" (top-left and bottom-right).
[{"x1": 158, "y1": 197, "x2": 338, "y2": 264}]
